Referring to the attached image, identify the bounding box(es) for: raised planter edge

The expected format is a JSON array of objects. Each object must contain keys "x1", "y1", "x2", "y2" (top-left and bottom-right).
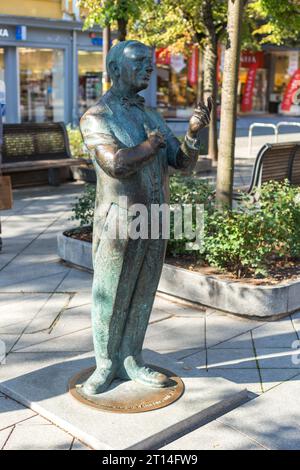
[{"x1": 57, "y1": 231, "x2": 300, "y2": 319}]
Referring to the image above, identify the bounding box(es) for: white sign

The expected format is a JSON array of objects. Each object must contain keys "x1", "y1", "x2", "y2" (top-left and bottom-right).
[
  {"x1": 0, "y1": 28, "x2": 9, "y2": 38},
  {"x1": 170, "y1": 54, "x2": 186, "y2": 74},
  {"x1": 288, "y1": 51, "x2": 299, "y2": 76}
]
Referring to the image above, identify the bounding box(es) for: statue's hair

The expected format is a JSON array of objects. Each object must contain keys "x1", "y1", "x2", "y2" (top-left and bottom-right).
[{"x1": 106, "y1": 40, "x2": 148, "y2": 82}]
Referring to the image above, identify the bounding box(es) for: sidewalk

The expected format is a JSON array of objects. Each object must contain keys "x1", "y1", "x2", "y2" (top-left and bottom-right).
[{"x1": 0, "y1": 183, "x2": 300, "y2": 450}]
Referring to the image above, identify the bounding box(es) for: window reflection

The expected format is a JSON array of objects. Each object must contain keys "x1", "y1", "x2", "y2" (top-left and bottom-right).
[
  {"x1": 78, "y1": 50, "x2": 103, "y2": 117},
  {"x1": 19, "y1": 48, "x2": 64, "y2": 123}
]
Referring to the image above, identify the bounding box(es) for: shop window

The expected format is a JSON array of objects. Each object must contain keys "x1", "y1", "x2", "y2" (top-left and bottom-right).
[
  {"x1": 156, "y1": 49, "x2": 198, "y2": 118},
  {"x1": 19, "y1": 48, "x2": 64, "y2": 123},
  {"x1": 78, "y1": 50, "x2": 103, "y2": 117}
]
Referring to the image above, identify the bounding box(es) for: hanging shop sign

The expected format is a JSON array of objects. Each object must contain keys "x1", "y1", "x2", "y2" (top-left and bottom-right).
[
  {"x1": 240, "y1": 51, "x2": 265, "y2": 69},
  {"x1": 170, "y1": 53, "x2": 186, "y2": 74},
  {"x1": 281, "y1": 68, "x2": 300, "y2": 112}
]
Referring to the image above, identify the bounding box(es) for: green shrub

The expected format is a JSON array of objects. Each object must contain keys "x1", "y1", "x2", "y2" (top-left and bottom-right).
[
  {"x1": 71, "y1": 179, "x2": 300, "y2": 279},
  {"x1": 71, "y1": 184, "x2": 96, "y2": 226},
  {"x1": 204, "y1": 180, "x2": 300, "y2": 277},
  {"x1": 67, "y1": 125, "x2": 89, "y2": 159}
]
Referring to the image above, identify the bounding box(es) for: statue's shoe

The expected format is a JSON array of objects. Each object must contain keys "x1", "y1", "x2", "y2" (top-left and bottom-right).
[
  {"x1": 122, "y1": 356, "x2": 171, "y2": 388},
  {"x1": 82, "y1": 367, "x2": 115, "y2": 395}
]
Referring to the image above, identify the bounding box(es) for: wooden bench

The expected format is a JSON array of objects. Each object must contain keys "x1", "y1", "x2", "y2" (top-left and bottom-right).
[
  {"x1": 1, "y1": 122, "x2": 87, "y2": 187},
  {"x1": 234, "y1": 141, "x2": 300, "y2": 199}
]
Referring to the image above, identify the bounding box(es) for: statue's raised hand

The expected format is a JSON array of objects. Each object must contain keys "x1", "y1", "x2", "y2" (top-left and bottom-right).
[{"x1": 189, "y1": 97, "x2": 213, "y2": 137}]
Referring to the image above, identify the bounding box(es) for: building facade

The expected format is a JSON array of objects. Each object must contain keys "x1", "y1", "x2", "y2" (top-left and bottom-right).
[
  {"x1": 1, "y1": 1, "x2": 300, "y2": 125},
  {"x1": 0, "y1": 1, "x2": 104, "y2": 124}
]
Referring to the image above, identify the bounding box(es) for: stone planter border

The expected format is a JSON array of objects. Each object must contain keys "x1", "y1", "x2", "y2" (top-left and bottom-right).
[{"x1": 57, "y1": 231, "x2": 300, "y2": 319}]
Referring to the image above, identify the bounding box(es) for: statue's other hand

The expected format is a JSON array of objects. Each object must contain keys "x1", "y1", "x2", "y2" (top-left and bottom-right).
[
  {"x1": 147, "y1": 130, "x2": 166, "y2": 150},
  {"x1": 189, "y1": 97, "x2": 213, "y2": 136}
]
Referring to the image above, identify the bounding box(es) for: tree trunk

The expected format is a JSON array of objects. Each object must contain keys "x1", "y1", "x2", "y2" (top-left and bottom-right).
[
  {"x1": 117, "y1": 18, "x2": 127, "y2": 41},
  {"x1": 203, "y1": 41, "x2": 218, "y2": 163},
  {"x1": 102, "y1": 24, "x2": 111, "y2": 93},
  {"x1": 216, "y1": 0, "x2": 243, "y2": 208}
]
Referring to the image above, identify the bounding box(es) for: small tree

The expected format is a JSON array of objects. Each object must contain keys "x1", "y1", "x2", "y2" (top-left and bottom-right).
[{"x1": 79, "y1": 0, "x2": 149, "y2": 41}]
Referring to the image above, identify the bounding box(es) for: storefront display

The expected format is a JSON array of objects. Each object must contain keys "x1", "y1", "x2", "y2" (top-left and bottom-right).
[
  {"x1": 19, "y1": 48, "x2": 64, "y2": 123},
  {"x1": 78, "y1": 50, "x2": 102, "y2": 116},
  {"x1": 271, "y1": 51, "x2": 300, "y2": 115},
  {"x1": 238, "y1": 51, "x2": 267, "y2": 113},
  {"x1": 156, "y1": 48, "x2": 198, "y2": 118}
]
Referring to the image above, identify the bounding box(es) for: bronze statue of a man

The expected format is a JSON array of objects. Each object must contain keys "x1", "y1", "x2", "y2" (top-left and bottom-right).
[{"x1": 80, "y1": 40, "x2": 211, "y2": 395}]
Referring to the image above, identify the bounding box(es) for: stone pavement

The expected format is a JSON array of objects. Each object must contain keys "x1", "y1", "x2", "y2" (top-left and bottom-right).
[{"x1": 0, "y1": 183, "x2": 300, "y2": 450}]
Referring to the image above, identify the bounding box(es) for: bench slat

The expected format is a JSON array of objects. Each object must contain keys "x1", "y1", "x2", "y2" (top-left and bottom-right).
[{"x1": 1, "y1": 158, "x2": 88, "y2": 173}]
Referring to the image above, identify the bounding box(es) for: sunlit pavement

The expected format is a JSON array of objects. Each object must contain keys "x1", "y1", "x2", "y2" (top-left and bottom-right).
[{"x1": 0, "y1": 183, "x2": 300, "y2": 450}]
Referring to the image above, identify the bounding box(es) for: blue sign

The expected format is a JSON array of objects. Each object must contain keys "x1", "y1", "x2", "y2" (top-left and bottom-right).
[
  {"x1": 91, "y1": 37, "x2": 103, "y2": 47},
  {"x1": 16, "y1": 25, "x2": 27, "y2": 41}
]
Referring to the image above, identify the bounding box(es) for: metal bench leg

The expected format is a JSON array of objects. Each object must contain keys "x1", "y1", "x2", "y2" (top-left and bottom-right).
[{"x1": 48, "y1": 168, "x2": 61, "y2": 186}]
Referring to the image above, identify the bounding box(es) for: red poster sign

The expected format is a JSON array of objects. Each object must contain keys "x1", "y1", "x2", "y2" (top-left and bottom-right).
[
  {"x1": 241, "y1": 64, "x2": 258, "y2": 112},
  {"x1": 155, "y1": 48, "x2": 171, "y2": 65},
  {"x1": 240, "y1": 51, "x2": 264, "y2": 69},
  {"x1": 281, "y1": 69, "x2": 300, "y2": 112},
  {"x1": 187, "y1": 47, "x2": 199, "y2": 86}
]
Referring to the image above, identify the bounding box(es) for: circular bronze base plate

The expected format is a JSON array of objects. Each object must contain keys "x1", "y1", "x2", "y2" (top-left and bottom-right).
[{"x1": 69, "y1": 365, "x2": 184, "y2": 413}]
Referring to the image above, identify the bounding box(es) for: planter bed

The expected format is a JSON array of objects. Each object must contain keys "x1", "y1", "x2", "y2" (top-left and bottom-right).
[{"x1": 58, "y1": 229, "x2": 300, "y2": 320}]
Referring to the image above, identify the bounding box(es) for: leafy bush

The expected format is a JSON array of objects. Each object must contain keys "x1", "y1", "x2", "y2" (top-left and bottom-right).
[
  {"x1": 67, "y1": 126, "x2": 89, "y2": 159},
  {"x1": 204, "y1": 180, "x2": 300, "y2": 277},
  {"x1": 72, "y1": 184, "x2": 96, "y2": 226},
  {"x1": 71, "y1": 179, "x2": 300, "y2": 278}
]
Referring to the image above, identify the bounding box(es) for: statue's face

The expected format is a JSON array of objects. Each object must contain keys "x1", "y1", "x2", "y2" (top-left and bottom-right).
[{"x1": 119, "y1": 44, "x2": 153, "y2": 91}]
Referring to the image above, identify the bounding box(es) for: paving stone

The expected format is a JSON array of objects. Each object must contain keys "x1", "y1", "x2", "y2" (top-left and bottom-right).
[
  {"x1": 66, "y1": 292, "x2": 91, "y2": 310},
  {"x1": 0, "y1": 427, "x2": 14, "y2": 450},
  {"x1": 162, "y1": 419, "x2": 266, "y2": 450},
  {"x1": 57, "y1": 269, "x2": 93, "y2": 293},
  {"x1": 0, "y1": 352, "x2": 248, "y2": 450},
  {"x1": 207, "y1": 348, "x2": 257, "y2": 369},
  {"x1": 149, "y1": 308, "x2": 173, "y2": 324},
  {"x1": 71, "y1": 439, "x2": 91, "y2": 450},
  {"x1": 12, "y1": 328, "x2": 93, "y2": 354},
  {"x1": 182, "y1": 353, "x2": 262, "y2": 394},
  {"x1": 219, "y1": 375, "x2": 300, "y2": 450},
  {"x1": 259, "y1": 369, "x2": 300, "y2": 393},
  {"x1": 0, "y1": 271, "x2": 70, "y2": 294},
  {"x1": 0, "y1": 395, "x2": 35, "y2": 430},
  {"x1": 0, "y1": 352, "x2": 82, "y2": 382},
  {"x1": 0, "y1": 293, "x2": 68, "y2": 335},
  {"x1": 0, "y1": 259, "x2": 69, "y2": 289},
  {"x1": 212, "y1": 332, "x2": 253, "y2": 349},
  {"x1": 144, "y1": 317, "x2": 205, "y2": 356},
  {"x1": 256, "y1": 348, "x2": 300, "y2": 369},
  {"x1": 153, "y1": 296, "x2": 205, "y2": 317},
  {"x1": 252, "y1": 319, "x2": 298, "y2": 349},
  {"x1": 3, "y1": 419, "x2": 73, "y2": 450},
  {"x1": 206, "y1": 313, "x2": 262, "y2": 349}
]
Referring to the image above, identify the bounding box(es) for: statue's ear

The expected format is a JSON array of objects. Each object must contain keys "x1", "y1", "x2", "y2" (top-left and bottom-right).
[{"x1": 108, "y1": 61, "x2": 120, "y2": 80}]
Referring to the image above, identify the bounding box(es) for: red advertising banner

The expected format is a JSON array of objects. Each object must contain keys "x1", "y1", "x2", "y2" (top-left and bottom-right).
[
  {"x1": 155, "y1": 48, "x2": 171, "y2": 65},
  {"x1": 240, "y1": 51, "x2": 265, "y2": 69},
  {"x1": 281, "y1": 68, "x2": 300, "y2": 112},
  {"x1": 187, "y1": 47, "x2": 199, "y2": 86},
  {"x1": 241, "y1": 64, "x2": 258, "y2": 112}
]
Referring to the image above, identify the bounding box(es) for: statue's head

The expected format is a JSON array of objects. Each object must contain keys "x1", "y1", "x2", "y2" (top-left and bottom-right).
[{"x1": 107, "y1": 40, "x2": 153, "y2": 92}]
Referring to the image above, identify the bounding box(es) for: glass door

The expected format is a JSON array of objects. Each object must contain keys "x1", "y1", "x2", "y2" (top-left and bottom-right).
[{"x1": 19, "y1": 48, "x2": 65, "y2": 123}]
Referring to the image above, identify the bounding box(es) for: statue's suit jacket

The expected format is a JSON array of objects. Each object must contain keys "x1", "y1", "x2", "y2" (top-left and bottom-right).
[{"x1": 80, "y1": 90, "x2": 190, "y2": 253}]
